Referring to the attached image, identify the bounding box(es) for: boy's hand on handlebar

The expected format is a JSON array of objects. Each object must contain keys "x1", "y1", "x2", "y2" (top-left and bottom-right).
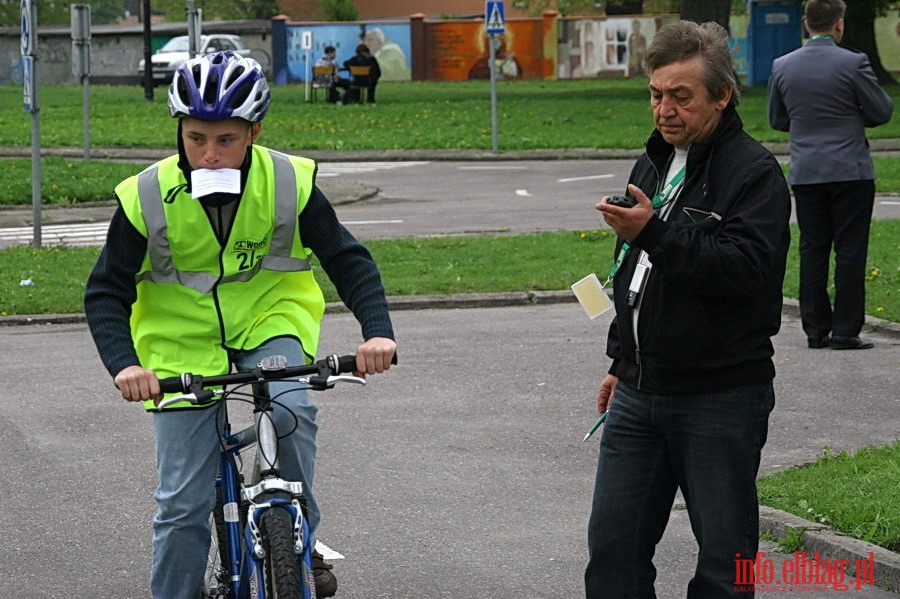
[
  {"x1": 355, "y1": 337, "x2": 397, "y2": 378},
  {"x1": 115, "y1": 365, "x2": 162, "y2": 403}
]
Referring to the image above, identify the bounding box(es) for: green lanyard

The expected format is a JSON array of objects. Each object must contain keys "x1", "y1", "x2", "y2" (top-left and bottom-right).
[{"x1": 605, "y1": 166, "x2": 686, "y2": 284}]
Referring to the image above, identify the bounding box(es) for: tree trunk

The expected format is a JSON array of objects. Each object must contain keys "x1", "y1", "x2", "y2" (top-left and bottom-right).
[
  {"x1": 680, "y1": 0, "x2": 731, "y2": 32},
  {"x1": 841, "y1": 0, "x2": 897, "y2": 85}
]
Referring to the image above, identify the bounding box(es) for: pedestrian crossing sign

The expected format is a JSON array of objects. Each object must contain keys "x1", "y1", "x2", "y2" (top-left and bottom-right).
[{"x1": 485, "y1": 0, "x2": 505, "y2": 34}]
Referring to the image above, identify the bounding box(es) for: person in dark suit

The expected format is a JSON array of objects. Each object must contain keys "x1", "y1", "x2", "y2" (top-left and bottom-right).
[
  {"x1": 767, "y1": 0, "x2": 893, "y2": 350},
  {"x1": 342, "y1": 43, "x2": 381, "y2": 104}
]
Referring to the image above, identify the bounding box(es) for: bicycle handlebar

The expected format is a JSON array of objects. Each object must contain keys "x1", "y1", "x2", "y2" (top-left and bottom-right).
[{"x1": 158, "y1": 353, "x2": 362, "y2": 395}]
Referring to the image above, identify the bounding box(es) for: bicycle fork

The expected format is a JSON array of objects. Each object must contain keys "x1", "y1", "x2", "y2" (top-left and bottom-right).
[
  {"x1": 234, "y1": 380, "x2": 315, "y2": 598},
  {"x1": 245, "y1": 381, "x2": 309, "y2": 553}
]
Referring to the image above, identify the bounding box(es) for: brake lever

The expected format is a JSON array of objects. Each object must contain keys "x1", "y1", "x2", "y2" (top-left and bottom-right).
[
  {"x1": 328, "y1": 374, "x2": 367, "y2": 386},
  {"x1": 156, "y1": 389, "x2": 222, "y2": 409},
  {"x1": 298, "y1": 374, "x2": 367, "y2": 390}
]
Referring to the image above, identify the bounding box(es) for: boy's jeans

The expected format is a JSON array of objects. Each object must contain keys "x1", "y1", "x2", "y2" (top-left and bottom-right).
[{"x1": 150, "y1": 337, "x2": 318, "y2": 599}]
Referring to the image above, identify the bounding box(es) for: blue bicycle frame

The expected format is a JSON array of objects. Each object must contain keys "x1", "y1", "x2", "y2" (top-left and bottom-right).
[
  {"x1": 158, "y1": 353, "x2": 369, "y2": 599},
  {"x1": 215, "y1": 396, "x2": 316, "y2": 599}
]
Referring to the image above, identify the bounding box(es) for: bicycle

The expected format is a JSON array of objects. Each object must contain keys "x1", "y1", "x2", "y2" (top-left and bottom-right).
[{"x1": 158, "y1": 353, "x2": 368, "y2": 599}]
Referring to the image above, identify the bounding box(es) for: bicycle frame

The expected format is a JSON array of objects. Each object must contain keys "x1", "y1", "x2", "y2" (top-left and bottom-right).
[
  {"x1": 213, "y1": 377, "x2": 319, "y2": 599},
  {"x1": 159, "y1": 354, "x2": 368, "y2": 599}
]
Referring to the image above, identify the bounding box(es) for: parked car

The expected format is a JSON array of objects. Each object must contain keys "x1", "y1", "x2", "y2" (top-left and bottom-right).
[{"x1": 137, "y1": 34, "x2": 250, "y2": 85}]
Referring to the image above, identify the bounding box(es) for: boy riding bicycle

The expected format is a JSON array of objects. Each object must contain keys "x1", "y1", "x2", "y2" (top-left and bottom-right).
[{"x1": 84, "y1": 51, "x2": 396, "y2": 599}]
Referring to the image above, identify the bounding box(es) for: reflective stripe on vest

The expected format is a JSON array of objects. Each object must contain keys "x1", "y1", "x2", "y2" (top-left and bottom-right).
[{"x1": 135, "y1": 149, "x2": 311, "y2": 294}]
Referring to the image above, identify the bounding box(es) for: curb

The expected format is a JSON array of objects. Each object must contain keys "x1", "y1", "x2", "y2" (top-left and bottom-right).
[
  {"x1": 759, "y1": 506, "x2": 900, "y2": 592},
  {"x1": 780, "y1": 297, "x2": 900, "y2": 340},
  {"x1": 3, "y1": 292, "x2": 899, "y2": 342},
  {"x1": 0, "y1": 290, "x2": 579, "y2": 326}
]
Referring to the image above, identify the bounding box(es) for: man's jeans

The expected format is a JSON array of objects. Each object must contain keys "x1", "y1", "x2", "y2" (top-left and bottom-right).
[
  {"x1": 585, "y1": 380, "x2": 775, "y2": 598},
  {"x1": 150, "y1": 337, "x2": 319, "y2": 599}
]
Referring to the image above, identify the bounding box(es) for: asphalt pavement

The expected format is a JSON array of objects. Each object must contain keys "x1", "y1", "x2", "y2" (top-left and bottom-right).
[
  {"x1": 1, "y1": 304, "x2": 898, "y2": 598},
  {"x1": 1, "y1": 145, "x2": 898, "y2": 597}
]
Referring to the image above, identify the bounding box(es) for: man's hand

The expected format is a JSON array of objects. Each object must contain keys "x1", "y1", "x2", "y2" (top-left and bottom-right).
[
  {"x1": 597, "y1": 374, "x2": 618, "y2": 415},
  {"x1": 115, "y1": 365, "x2": 162, "y2": 403},
  {"x1": 355, "y1": 337, "x2": 397, "y2": 377},
  {"x1": 596, "y1": 184, "x2": 654, "y2": 241}
]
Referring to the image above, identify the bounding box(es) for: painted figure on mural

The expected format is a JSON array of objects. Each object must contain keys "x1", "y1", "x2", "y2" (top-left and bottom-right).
[
  {"x1": 580, "y1": 20, "x2": 603, "y2": 76},
  {"x1": 364, "y1": 28, "x2": 411, "y2": 81},
  {"x1": 468, "y1": 32, "x2": 523, "y2": 80},
  {"x1": 627, "y1": 19, "x2": 647, "y2": 76}
]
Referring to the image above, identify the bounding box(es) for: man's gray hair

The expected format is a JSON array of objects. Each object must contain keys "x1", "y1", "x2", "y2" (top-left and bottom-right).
[{"x1": 645, "y1": 20, "x2": 740, "y2": 107}]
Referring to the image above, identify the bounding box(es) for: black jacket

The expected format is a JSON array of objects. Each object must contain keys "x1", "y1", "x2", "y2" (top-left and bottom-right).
[
  {"x1": 343, "y1": 52, "x2": 381, "y2": 84},
  {"x1": 606, "y1": 106, "x2": 791, "y2": 394}
]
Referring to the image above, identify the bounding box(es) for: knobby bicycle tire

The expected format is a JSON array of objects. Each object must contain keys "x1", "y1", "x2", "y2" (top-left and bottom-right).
[{"x1": 261, "y1": 506, "x2": 311, "y2": 599}]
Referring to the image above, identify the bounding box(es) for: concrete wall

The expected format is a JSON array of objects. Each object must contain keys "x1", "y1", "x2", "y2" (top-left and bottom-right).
[{"x1": 0, "y1": 20, "x2": 273, "y2": 86}]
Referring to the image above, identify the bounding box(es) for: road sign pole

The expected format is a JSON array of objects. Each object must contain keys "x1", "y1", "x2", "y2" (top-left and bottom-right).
[
  {"x1": 187, "y1": 1, "x2": 201, "y2": 59},
  {"x1": 22, "y1": 0, "x2": 41, "y2": 248},
  {"x1": 489, "y1": 34, "x2": 498, "y2": 154},
  {"x1": 301, "y1": 31, "x2": 313, "y2": 102},
  {"x1": 71, "y1": 4, "x2": 91, "y2": 159},
  {"x1": 485, "y1": 0, "x2": 505, "y2": 154}
]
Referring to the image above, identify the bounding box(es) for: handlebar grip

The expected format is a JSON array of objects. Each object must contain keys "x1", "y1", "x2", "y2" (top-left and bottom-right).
[
  {"x1": 335, "y1": 355, "x2": 358, "y2": 374},
  {"x1": 159, "y1": 375, "x2": 187, "y2": 394},
  {"x1": 330, "y1": 353, "x2": 398, "y2": 374}
]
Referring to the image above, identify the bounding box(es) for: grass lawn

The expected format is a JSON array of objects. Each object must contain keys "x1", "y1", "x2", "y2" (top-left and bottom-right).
[
  {"x1": 758, "y1": 442, "x2": 900, "y2": 552},
  {"x1": 2, "y1": 79, "x2": 899, "y2": 151},
  {"x1": 1, "y1": 222, "x2": 898, "y2": 324}
]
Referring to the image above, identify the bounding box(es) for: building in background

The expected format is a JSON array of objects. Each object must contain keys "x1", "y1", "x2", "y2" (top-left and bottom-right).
[{"x1": 276, "y1": 0, "x2": 530, "y2": 20}]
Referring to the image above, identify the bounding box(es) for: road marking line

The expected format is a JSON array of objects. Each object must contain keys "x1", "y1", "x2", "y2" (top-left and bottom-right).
[
  {"x1": 515, "y1": 189, "x2": 531, "y2": 197},
  {"x1": 458, "y1": 165, "x2": 528, "y2": 170},
  {"x1": 341, "y1": 219, "x2": 404, "y2": 225},
  {"x1": 0, "y1": 223, "x2": 110, "y2": 246},
  {"x1": 557, "y1": 174, "x2": 615, "y2": 183},
  {"x1": 0, "y1": 219, "x2": 403, "y2": 247},
  {"x1": 315, "y1": 541, "x2": 345, "y2": 560},
  {"x1": 320, "y1": 161, "x2": 429, "y2": 174}
]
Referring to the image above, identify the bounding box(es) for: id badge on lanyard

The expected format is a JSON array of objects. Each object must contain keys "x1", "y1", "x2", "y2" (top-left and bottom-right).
[{"x1": 605, "y1": 166, "x2": 686, "y2": 286}]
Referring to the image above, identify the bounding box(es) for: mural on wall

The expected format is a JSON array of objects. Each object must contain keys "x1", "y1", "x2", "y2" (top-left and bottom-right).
[
  {"x1": 13, "y1": 10, "x2": 899, "y2": 86},
  {"x1": 558, "y1": 16, "x2": 675, "y2": 79},
  {"x1": 425, "y1": 20, "x2": 542, "y2": 81},
  {"x1": 365, "y1": 26, "x2": 411, "y2": 81},
  {"x1": 873, "y1": 9, "x2": 900, "y2": 73},
  {"x1": 729, "y1": 14, "x2": 748, "y2": 78},
  {"x1": 285, "y1": 22, "x2": 411, "y2": 82}
]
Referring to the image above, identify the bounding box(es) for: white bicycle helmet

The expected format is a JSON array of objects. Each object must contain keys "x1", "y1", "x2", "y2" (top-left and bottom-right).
[{"x1": 168, "y1": 51, "x2": 270, "y2": 122}]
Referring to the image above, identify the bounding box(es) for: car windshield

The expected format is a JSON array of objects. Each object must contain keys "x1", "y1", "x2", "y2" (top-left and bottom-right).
[{"x1": 158, "y1": 37, "x2": 191, "y2": 53}]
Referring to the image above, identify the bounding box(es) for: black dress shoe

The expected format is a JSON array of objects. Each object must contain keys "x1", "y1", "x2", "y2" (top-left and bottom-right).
[
  {"x1": 807, "y1": 335, "x2": 830, "y2": 349},
  {"x1": 831, "y1": 336, "x2": 874, "y2": 350}
]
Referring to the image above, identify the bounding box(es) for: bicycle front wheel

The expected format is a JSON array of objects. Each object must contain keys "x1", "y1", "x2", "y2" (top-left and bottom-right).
[{"x1": 261, "y1": 506, "x2": 311, "y2": 599}]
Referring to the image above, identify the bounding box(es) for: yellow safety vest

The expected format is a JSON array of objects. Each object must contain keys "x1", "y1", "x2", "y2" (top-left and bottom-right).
[{"x1": 116, "y1": 146, "x2": 325, "y2": 410}]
